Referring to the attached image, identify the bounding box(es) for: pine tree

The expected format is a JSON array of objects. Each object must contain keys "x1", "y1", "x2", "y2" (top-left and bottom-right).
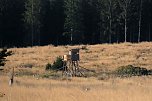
[
  {"x1": 0, "y1": 0, "x2": 2, "y2": 45},
  {"x1": 64, "y1": 0, "x2": 84, "y2": 44},
  {"x1": 118, "y1": 0, "x2": 133, "y2": 42},
  {"x1": 99, "y1": 0, "x2": 118, "y2": 43},
  {"x1": 23, "y1": 0, "x2": 42, "y2": 46},
  {"x1": 138, "y1": 0, "x2": 143, "y2": 42},
  {"x1": 0, "y1": 0, "x2": 25, "y2": 47}
]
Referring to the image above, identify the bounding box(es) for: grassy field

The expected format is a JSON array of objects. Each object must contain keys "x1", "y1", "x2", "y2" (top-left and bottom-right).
[
  {"x1": 1, "y1": 76, "x2": 152, "y2": 101},
  {"x1": 3, "y1": 42, "x2": 152, "y2": 72},
  {"x1": 1, "y1": 42, "x2": 152, "y2": 101}
]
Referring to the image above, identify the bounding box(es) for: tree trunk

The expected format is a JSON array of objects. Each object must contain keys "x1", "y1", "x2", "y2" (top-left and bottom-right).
[
  {"x1": 109, "y1": 0, "x2": 112, "y2": 43},
  {"x1": 138, "y1": 0, "x2": 142, "y2": 43},
  {"x1": 148, "y1": 0, "x2": 151, "y2": 42},
  {"x1": 149, "y1": 24, "x2": 151, "y2": 41},
  {"x1": 116, "y1": 26, "x2": 119, "y2": 43},
  {"x1": 31, "y1": 0, "x2": 34, "y2": 46},
  {"x1": 125, "y1": 18, "x2": 127, "y2": 42}
]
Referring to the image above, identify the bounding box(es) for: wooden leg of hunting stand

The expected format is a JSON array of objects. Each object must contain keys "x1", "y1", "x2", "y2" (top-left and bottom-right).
[
  {"x1": 62, "y1": 61, "x2": 66, "y2": 76},
  {"x1": 73, "y1": 62, "x2": 75, "y2": 77},
  {"x1": 70, "y1": 61, "x2": 74, "y2": 77}
]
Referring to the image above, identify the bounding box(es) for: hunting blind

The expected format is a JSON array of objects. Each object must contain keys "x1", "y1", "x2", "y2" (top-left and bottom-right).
[{"x1": 62, "y1": 48, "x2": 84, "y2": 77}]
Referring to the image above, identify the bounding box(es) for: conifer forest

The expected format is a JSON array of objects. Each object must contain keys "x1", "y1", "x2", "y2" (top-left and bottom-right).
[{"x1": 0, "y1": 0, "x2": 152, "y2": 47}]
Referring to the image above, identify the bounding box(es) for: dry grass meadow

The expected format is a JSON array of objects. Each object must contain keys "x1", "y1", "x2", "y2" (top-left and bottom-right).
[
  {"x1": 4, "y1": 42, "x2": 152, "y2": 71},
  {"x1": 1, "y1": 42, "x2": 152, "y2": 101},
  {"x1": 1, "y1": 76, "x2": 152, "y2": 101}
]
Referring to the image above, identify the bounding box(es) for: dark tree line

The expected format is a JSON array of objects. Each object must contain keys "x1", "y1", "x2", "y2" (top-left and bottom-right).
[{"x1": 0, "y1": 0, "x2": 152, "y2": 47}]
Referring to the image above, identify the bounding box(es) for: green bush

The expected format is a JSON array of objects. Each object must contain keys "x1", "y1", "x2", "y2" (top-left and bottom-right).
[
  {"x1": 148, "y1": 69, "x2": 152, "y2": 75},
  {"x1": 114, "y1": 65, "x2": 148, "y2": 77},
  {"x1": 52, "y1": 57, "x2": 63, "y2": 70},
  {"x1": 0, "y1": 48, "x2": 12, "y2": 66},
  {"x1": 45, "y1": 63, "x2": 52, "y2": 70},
  {"x1": 45, "y1": 57, "x2": 63, "y2": 71}
]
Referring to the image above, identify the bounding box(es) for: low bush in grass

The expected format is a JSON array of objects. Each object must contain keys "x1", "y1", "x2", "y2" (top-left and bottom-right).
[
  {"x1": 114, "y1": 65, "x2": 149, "y2": 77},
  {"x1": 148, "y1": 69, "x2": 152, "y2": 75},
  {"x1": 45, "y1": 56, "x2": 63, "y2": 71},
  {"x1": 45, "y1": 63, "x2": 52, "y2": 70}
]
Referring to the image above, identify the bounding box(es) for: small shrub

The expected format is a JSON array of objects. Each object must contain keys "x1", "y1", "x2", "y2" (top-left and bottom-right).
[
  {"x1": 81, "y1": 45, "x2": 88, "y2": 50},
  {"x1": 114, "y1": 65, "x2": 148, "y2": 77},
  {"x1": 0, "y1": 48, "x2": 13, "y2": 66},
  {"x1": 45, "y1": 57, "x2": 63, "y2": 71},
  {"x1": 51, "y1": 57, "x2": 63, "y2": 70},
  {"x1": 45, "y1": 63, "x2": 51, "y2": 70},
  {"x1": 148, "y1": 69, "x2": 152, "y2": 75}
]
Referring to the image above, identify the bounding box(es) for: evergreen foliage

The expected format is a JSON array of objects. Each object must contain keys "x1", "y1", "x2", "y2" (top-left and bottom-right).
[
  {"x1": 45, "y1": 57, "x2": 63, "y2": 71},
  {"x1": 114, "y1": 65, "x2": 149, "y2": 77},
  {"x1": 0, "y1": 0, "x2": 152, "y2": 47},
  {"x1": 0, "y1": 49, "x2": 12, "y2": 66},
  {"x1": 45, "y1": 63, "x2": 52, "y2": 70},
  {"x1": 64, "y1": 0, "x2": 84, "y2": 44},
  {"x1": 23, "y1": 0, "x2": 42, "y2": 46}
]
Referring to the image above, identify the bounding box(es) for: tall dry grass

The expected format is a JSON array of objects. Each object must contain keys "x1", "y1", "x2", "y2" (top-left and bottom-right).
[
  {"x1": 3, "y1": 42, "x2": 152, "y2": 73},
  {"x1": 1, "y1": 42, "x2": 152, "y2": 101},
  {"x1": 1, "y1": 76, "x2": 152, "y2": 101}
]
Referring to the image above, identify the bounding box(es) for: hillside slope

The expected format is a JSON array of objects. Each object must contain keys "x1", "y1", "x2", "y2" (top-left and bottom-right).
[{"x1": 3, "y1": 42, "x2": 152, "y2": 72}]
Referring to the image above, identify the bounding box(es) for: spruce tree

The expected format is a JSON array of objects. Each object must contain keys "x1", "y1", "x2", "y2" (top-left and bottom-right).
[
  {"x1": 81, "y1": 0, "x2": 101, "y2": 44},
  {"x1": 99, "y1": 0, "x2": 118, "y2": 43},
  {"x1": 23, "y1": 0, "x2": 42, "y2": 46},
  {"x1": 118, "y1": 0, "x2": 134, "y2": 42},
  {"x1": 64, "y1": 0, "x2": 84, "y2": 44}
]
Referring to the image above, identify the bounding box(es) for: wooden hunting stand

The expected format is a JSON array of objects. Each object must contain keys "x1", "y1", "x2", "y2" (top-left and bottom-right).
[{"x1": 62, "y1": 49, "x2": 84, "y2": 77}]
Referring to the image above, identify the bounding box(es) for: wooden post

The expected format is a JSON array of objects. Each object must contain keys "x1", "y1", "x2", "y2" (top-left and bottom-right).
[{"x1": 9, "y1": 67, "x2": 14, "y2": 86}]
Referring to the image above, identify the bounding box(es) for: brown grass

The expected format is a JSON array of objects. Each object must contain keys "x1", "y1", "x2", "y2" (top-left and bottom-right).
[
  {"x1": 1, "y1": 42, "x2": 152, "y2": 101},
  {"x1": 3, "y1": 42, "x2": 152, "y2": 72},
  {"x1": 1, "y1": 76, "x2": 152, "y2": 101}
]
